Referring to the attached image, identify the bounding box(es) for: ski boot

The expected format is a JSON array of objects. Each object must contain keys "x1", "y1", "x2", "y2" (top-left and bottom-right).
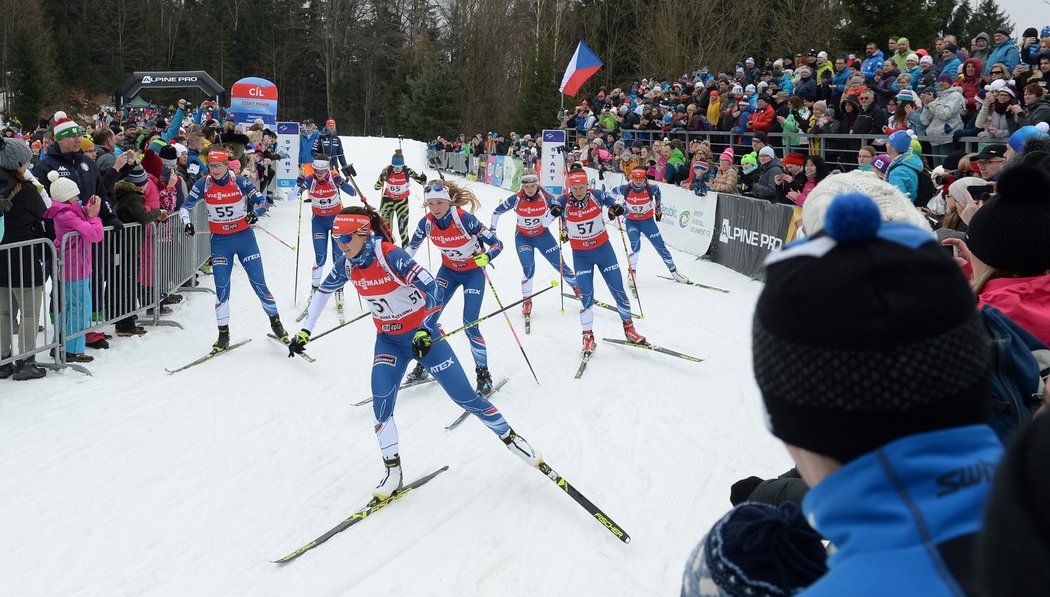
[
  {"x1": 522, "y1": 298, "x2": 533, "y2": 316},
  {"x1": 501, "y1": 428, "x2": 543, "y2": 468},
  {"x1": 670, "y1": 268, "x2": 689, "y2": 283},
  {"x1": 582, "y1": 330, "x2": 596, "y2": 354},
  {"x1": 373, "y1": 454, "x2": 404, "y2": 501},
  {"x1": 476, "y1": 366, "x2": 493, "y2": 395},
  {"x1": 406, "y1": 362, "x2": 429, "y2": 383},
  {"x1": 270, "y1": 314, "x2": 289, "y2": 342},
  {"x1": 623, "y1": 320, "x2": 647, "y2": 345},
  {"x1": 212, "y1": 325, "x2": 231, "y2": 352}
]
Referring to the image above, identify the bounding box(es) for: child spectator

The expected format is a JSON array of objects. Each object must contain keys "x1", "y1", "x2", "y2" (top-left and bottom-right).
[{"x1": 45, "y1": 171, "x2": 103, "y2": 362}]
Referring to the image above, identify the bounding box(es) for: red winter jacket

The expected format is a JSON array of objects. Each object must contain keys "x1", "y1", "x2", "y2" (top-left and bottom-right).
[
  {"x1": 978, "y1": 274, "x2": 1050, "y2": 346},
  {"x1": 957, "y1": 58, "x2": 984, "y2": 114},
  {"x1": 748, "y1": 104, "x2": 775, "y2": 132}
]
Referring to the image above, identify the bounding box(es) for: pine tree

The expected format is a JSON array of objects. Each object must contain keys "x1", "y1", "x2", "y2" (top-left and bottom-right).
[
  {"x1": 395, "y1": 57, "x2": 461, "y2": 139},
  {"x1": 510, "y1": 38, "x2": 560, "y2": 136},
  {"x1": 968, "y1": 0, "x2": 1013, "y2": 43}
]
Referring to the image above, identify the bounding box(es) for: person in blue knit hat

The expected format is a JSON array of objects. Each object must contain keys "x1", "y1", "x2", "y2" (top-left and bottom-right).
[
  {"x1": 884, "y1": 129, "x2": 923, "y2": 203},
  {"x1": 682, "y1": 502, "x2": 827, "y2": 597},
  {"x1": 750, "y1": 192, "x2": 1003, "y2": 596}
]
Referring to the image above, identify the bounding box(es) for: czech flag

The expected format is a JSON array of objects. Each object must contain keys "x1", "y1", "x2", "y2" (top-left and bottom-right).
[{"x1": 559, "y1": 41, "x2": 603, "y2": 97}]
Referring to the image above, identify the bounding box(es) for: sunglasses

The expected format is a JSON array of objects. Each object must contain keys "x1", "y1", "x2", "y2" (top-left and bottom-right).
[{"x1": 333, "y1": 233, "x2": 358, "y2": 244}]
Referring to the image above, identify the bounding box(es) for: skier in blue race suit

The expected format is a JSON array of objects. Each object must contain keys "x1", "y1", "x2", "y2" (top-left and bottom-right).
[
  {"x1": 610, "y1": 167, "x2": 689, "y2": 290},
  {"x1": 550, "y1": 167, "x2": 646, "y2": 354},
  {"x1": 179, "y1": 148, "x2": 288, "y2": 351},
  {"x1": 293, "y1": 158, "x2": 362, "y2": 294},
  {"x1": 405, "y1": 179, "x2": 503, "y2": 394},
  {"x1": 287, "y1": 206, "x2": 542, "y2": 501},
  {"x1": 490, "y1": 170, "x2": 580, "y2": 316}
]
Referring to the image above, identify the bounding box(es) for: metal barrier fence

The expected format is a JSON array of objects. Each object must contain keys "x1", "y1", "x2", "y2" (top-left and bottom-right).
[
  {"x1": 0, "y1": 238, "x2": 66, "y2": 374},
  {"x1": 2, "y1": 206, "x2": 212, "y2": 377},
  {"x1": 559, "y1": 129, "x2": 984, "y2": 171}
]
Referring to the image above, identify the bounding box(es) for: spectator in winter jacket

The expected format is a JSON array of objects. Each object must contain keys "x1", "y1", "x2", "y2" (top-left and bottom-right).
[
  {"x1": 957, "y1": 58, "x2": 985, "y2": 121},
  {"x1": 311, "y1": 119, "x2": 347, "y2": 170},
  {"x1": 747, "y1": 95, "x2": 775, "y2": 133},
  {"x1": 874, "y1": 61, "x2": 902, "y2": 108},
  {"x1": 795, "y1": 67, "x2": 817, "y2": 101},
  {"x1": 1020, "y1": 26, "x2": 1049, "y2": 66},
  {"x1": 0, "y1": 138, "x2": 48, "y2": 380},
  {"x1": 984, "y1": 27, "x2": 1021, "y2": 76},
  {"x1": 709, "y1": 148, "x2": 739, "y2": 194},
  {"x1": 298, "y1": 119, "x2": 320, "y2": 167},
  {"x1": 750, "y1": 146, "x2": 783, "y2": 201},
  {"x1": 750, "y1": 188, "x2": 1001, "y2": 597},
  {"x1": 861, "y1": 42, "x2": 886, "y2": 83},
  {"x1": 831, "y1": 57, "x2": 851, "y2": 106},
  {"x1": 890, "y1": 36, "x2": 912, "y2": 71},
  {"x1": 940, "y1": 44, "x2": 963, "y2": 79},
  {"x1": 885, "y1": 130, "x2": 924, "y2": 203},
  {"x1": 922, "y1": 78, "x2": 965, "y2": 149},
  {"x1": 1018, "y1": 84, "x2": 1050, "y2": 127},
  {"x1": 971, "y1": 32, "x2": 992, "y2": 64},
  {"x1": 852, "y1": 90, "x2": 887, "y2": 135},
  {"x1": 976, "y1": 81, "x2": 1021, "y2": 141},
  {"x1": 916, "y1": 55, "x2": 940, "y2": 91}
]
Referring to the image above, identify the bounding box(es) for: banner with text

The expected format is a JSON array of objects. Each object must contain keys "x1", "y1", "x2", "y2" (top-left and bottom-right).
[
  {"x1": 275, "y1": 122, "x2": 300, "y2": 200},
  {"x1": 582, "y1": 168, "x2": 716, "y2": 258},
  {"x1": 541, "y1": 130, "x2": 566, "y2": 197},
  {"x1": 228, "y1": 77, "x2": 278, "y2": 129},
  {"x1": 708, "y1": 194, "x2": 797, "y2": 280}
]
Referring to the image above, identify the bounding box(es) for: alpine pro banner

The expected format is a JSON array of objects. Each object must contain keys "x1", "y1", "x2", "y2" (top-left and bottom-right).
[
  {"x1": 582, "y1": 168, "x2": 716, "y2": 258},
  {"x1": 709, "y1": 194, "x2": 797, "y2": 280},
  {"x1": 228, "y1": 77, "x2": 278, "y2": 129},
  {"x1": 275, "y1": 122, "x2": 300, "y2": 200},
  {"x1": 541, "y1": 130, "x2": 566, "y2": 197}
]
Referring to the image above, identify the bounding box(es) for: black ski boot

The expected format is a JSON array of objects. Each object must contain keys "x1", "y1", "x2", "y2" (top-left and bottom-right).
[
  {"x1": 270, "y1": 315, "x2": 289, "y2": 342},
  {"x1": 212, "y1": 325, "x2": 231, "y2": 353},
  {"x1": 476, "y1": 366, "x2": 493, "y2": 395},
  {"x1": 406, "y1": 362, "x2": 429, "y2": 383}
]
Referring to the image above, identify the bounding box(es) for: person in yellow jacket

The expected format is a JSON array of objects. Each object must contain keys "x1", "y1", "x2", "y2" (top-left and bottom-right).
[{"x1": 707, "y1": 91, "x2": 723, "y2": 126}]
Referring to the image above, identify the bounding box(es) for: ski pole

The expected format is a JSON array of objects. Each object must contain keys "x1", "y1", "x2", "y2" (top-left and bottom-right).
[
  {"x1": 436, "y1": 280, "x2": 559, "y2": 344},
  {"x1": 255, "y1": 223, "x2": 296, "y2": 251},
  {"x1": 310, "y1": 310, "x2": 371, "y2": 342},
  {"x1": 480, "y1": 265, "x2": 540, "y2": 385},
  {"x1": 615, "y1": 214, "x2": 643, "y2": 318},
  {"x1": 293, "y1": 187, "x2": 305, "y2": 304},
  {"x1": 558, "y1": 230, "x2": 566, "y2": 314}
]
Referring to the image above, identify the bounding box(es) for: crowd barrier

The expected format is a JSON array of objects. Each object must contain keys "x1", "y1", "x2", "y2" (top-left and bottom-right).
[
  {"x1": 708, "y1": 194, "x2": 801, "y2": 280},
  {"x1": 428, "y1": 150, "x2": 526, "y2": 192},
  {"x1": 1, "y1": 206, "x2": 212, "y2": 376}
]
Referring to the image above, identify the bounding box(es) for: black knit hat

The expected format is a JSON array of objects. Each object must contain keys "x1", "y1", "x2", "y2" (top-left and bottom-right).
[
  {"x1": 966, "y1": 164, "x2": 1050, "y2": 275},
  {"x1": 753, "y1": 193, "x2": 991, "y2": 463}
]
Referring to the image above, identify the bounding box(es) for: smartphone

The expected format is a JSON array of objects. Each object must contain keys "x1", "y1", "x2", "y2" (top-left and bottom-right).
[{"x1": 967, "y1": 184, "x2": 994, "y2": 201}]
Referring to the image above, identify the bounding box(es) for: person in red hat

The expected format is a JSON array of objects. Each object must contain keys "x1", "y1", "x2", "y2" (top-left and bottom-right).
[
  {"x1": 549, "y1": 166, "x2": 645, "y2": 354},
  {"x1": 287, "y1": 205, "x2": 543, "y2": 502},
  {"x1": 178, "y1": 148, "x2": 287, "y2": 352}
]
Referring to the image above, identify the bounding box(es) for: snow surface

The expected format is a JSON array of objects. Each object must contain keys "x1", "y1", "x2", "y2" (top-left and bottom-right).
[{"x1": 0, "y1": 136, "x2": 792, "y2": 596}]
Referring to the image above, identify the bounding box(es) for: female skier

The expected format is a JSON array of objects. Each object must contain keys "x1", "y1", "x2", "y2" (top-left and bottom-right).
[
  {"x1": 490, "y1": 170, "x2": 580, "y2": 319},
  {"x1": 403, "y1": 180, "x2": 503, "y2": 394},
  {"x1": 287, "y1": 206, "x2": 540, "y2": 500},
  {"x1": 610, "y1": 167, "x2": 689, "y2": 293},
  {"x1": 550, "y1": 167, "x2": 645, "y2": 354}
]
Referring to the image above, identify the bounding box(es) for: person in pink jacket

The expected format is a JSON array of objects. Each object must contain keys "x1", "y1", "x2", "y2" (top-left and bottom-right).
[
  {"x1": 45, "y1": 171, "x2": 103, "y2": 362},
  {"x1": 943, "y1": 163, "x2": 1050, "y2": 346}
]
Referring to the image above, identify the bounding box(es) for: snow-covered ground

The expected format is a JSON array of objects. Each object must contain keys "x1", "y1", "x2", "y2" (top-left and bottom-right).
[{"x1": 0, "y1": 136, "x2": 791, "y2": 596}]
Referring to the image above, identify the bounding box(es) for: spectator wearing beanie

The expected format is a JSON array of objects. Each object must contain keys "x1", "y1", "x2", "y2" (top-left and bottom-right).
[
  {"x1": 750, "y1": 146, "x2": 783, "y2": 202},
  {"x1": 884, "y1": 130, "x2": 923, "y2": 203},
  {"x1": 1005, "y1": 123, "x2": 1050, "y2": 160},
  {"x1": 984, "y1": 26, "x2": 1021, "y2": 77},
  {"x1": 710, "y1": 148, "x2": 739, "y2": 194},
  {"x1": 44, "y1": 171, "x2": 103, "y2": 363},
  {"x1": 753, "y1": 192, "x2": 1002, "y2": 597},
  {"x1": 942, "y1": 176, "x2": 985, "y2": 232},
  {"x1": 947, "y1": 164, "x2": 1050, "y2": 345},
  {"x1": 0, "y1": 137, "x2": 49, "y2": 379},
  {"x1": 800, "y1": 170, "x2": 932, "y2": 235},
  {"x1": 775, "y1": 153, "x2": 806, "y2": 204},
  {"x1": 681, "y1": 502, "x2": 827, "y2": 597}
]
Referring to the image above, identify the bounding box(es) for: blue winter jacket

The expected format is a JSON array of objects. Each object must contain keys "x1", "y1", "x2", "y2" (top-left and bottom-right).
[
  {"x1": 299, "y1": 128, "x2": 320, "y2": 165},
  {"x1": 832, "y1": 67, "x2": 851, "y2": 94},
  {"x1": 861, "y1": 50, "x2": 885, "y2": 82},
  {"x1": 983, "y1": 39, "x2": 1020, "y2": 76},
  {"x1": 778, "y1": 73, "x2": 794, "y2": 95},
  {"x1": 941, "y1": 55, "x2": 963, "y2": 79},
  {"x1": 886, "y1": 151, "x2": 923, "y2": 203},
  {"x1": 312, "y1": 129, "x2": 347, "y2": 170},
  {"x1": 801, "y1": 425, "x2": 1002, "y2": 597}
]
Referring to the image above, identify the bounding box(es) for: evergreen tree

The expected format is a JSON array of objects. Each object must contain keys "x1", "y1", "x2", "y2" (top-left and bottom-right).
[
  {"x1": 968, "y1": 0, "x2": 1014, "y2": 43},
  {"x1": 395, "y1": 57, "x2": 461, "y2": 139},
  {"x1": 510, "y1": 38, "x2": 560, "y2": 136}
]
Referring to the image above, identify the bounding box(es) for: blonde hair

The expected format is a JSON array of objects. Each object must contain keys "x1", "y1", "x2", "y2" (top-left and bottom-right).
[{"x1": 425, "y1": 178, "x2": 480, "y2": 213}]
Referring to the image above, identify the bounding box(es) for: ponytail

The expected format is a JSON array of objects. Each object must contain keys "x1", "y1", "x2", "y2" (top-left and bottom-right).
[{"x1": 424, "y1": 178, "x2": 480, "y2": 213}]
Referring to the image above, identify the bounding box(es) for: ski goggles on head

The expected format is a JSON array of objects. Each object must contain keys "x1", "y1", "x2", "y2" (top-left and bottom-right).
[
  {"x1": 424, "y1": 183, "x2": 451, "y2": 202},
  {"x1": 520, "y1": 174, "x2": 539, "y2": 185},
  {"x1": 312, "y1": 159, "x2": 329, "y2": 170},
  {"x1": 332, "y1": 213, "x2": 372, "y2": 243}
]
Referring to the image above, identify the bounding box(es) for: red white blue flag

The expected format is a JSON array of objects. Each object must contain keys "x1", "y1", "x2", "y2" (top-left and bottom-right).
[{"x1": 559, "y1": 41, "x2": 603, "y2": 97}]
